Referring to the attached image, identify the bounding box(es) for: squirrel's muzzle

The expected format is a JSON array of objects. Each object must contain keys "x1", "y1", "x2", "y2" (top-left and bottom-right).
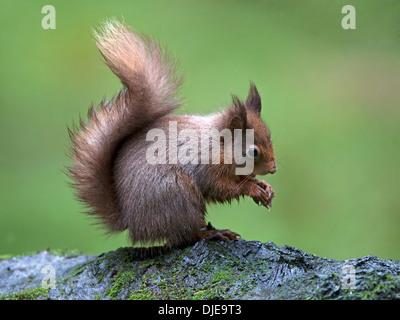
[{"x1": 268, "y1": 160, "x2": 277, "y2": 174}]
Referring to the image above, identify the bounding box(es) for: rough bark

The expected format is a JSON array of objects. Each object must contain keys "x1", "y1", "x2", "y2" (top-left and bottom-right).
[{"x1": 1, "y1": 240, "x2": 399, "y2": 300}]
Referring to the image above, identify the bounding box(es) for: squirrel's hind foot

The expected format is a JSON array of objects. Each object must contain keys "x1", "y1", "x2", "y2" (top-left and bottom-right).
[{"x1": 195, "y1": 222, "x2": 241, "y2": 242}]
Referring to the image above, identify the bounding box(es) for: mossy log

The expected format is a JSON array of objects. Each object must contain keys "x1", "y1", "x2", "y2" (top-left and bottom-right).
[{"x1": 1, "y1": 239, "x2": 399, "y2": 300}]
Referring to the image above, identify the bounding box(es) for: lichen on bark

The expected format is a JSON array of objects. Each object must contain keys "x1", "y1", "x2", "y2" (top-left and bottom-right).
[{"x1": 1, "y1": 239, "x2": 399, "y2": 300}]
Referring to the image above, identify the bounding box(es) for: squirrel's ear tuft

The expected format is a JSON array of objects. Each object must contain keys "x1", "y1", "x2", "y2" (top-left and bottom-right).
[
  {"x1": 227, "y1": 95, "x2": 247, "y2": 130},
  {"x1": 246, "y1": 82, "x2": 261, "y2": 116}
]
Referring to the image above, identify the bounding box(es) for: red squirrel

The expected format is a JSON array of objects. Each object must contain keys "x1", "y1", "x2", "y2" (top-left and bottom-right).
[{"x1": 68, "y1": 20, "x2": 276, "y2": 251}]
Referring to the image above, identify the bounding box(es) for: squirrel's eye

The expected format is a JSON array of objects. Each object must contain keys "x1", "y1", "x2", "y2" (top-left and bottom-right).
[{"x1": 247, "y1": 146, "x2": 260, "y2": 158}]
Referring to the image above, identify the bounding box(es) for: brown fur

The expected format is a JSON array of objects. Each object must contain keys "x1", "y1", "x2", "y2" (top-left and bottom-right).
[{"x1": 68, "y1": 20, "x2": 276, "y2": 250}]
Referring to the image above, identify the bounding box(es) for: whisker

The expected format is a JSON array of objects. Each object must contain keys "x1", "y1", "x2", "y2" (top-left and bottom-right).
[{"x1": 234, "y1": 173, "x2": 252, "y2": 192}]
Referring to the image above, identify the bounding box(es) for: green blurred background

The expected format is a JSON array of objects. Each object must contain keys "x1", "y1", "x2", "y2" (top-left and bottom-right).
[{"x1": 0, "y1": 0, "x2": 399, "y2": 260}]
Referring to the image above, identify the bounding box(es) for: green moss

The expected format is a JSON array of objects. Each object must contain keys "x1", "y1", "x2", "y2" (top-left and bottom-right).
[
  {"x1": 3, "y1": 242, "x2": 400, "y2": 300},
  {"x1": 0, "y1": 287, "x2": 49, "y2": 300},
  {"x1": 129, "y1": 289, "x2": 156, "y2": 300},
  {"x1": 128, "y1": 278, "x2": 156, "y2": 300},
  {"x1": 341, "y1": 273, "x2": 400, "y2": 300},
  {"x1": 107, "y1": 271, "x2": 137, "y2": 299},
  {"x1": 101, "y1": 245, "x2": 254, "y2": 300},
  {"x1": 273, "y1": 268, "x2": 400, "y2": 300},
  {"x1": 138, "y1": 258, "x2": 164, "y2": 269},
  {"x1": 211, "y1": 270, "x2": 232, "y2": 283}
]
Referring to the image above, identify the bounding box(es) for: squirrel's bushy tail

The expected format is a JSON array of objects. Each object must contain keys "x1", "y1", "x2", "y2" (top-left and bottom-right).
[{"x1": 68, "y1": 20, "x2": 182, "y2": 231}]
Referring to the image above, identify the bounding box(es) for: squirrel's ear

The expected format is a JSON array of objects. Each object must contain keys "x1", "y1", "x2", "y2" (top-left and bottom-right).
[
  {"x1": 227, "y1": 95, "x2": 247, "y2": 130},
  {"x1": 246, "y1": 82, "x2": 261, "y2": 116}
]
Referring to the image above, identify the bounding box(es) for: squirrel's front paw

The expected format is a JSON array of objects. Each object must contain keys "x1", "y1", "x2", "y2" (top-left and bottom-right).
[{"x1": 250, "y1": 179, "x2": 275, "y2": 210}]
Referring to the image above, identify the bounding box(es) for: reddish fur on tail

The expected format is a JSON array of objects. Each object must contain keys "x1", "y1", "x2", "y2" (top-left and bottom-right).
[{"x1": 67, "y1": 20, "x2": 182, "y2": 232}]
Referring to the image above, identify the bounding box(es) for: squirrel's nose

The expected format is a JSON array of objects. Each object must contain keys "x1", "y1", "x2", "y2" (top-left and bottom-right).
[{"x1": 269, "y1": 162, "x2": 277, "y2": 174}]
